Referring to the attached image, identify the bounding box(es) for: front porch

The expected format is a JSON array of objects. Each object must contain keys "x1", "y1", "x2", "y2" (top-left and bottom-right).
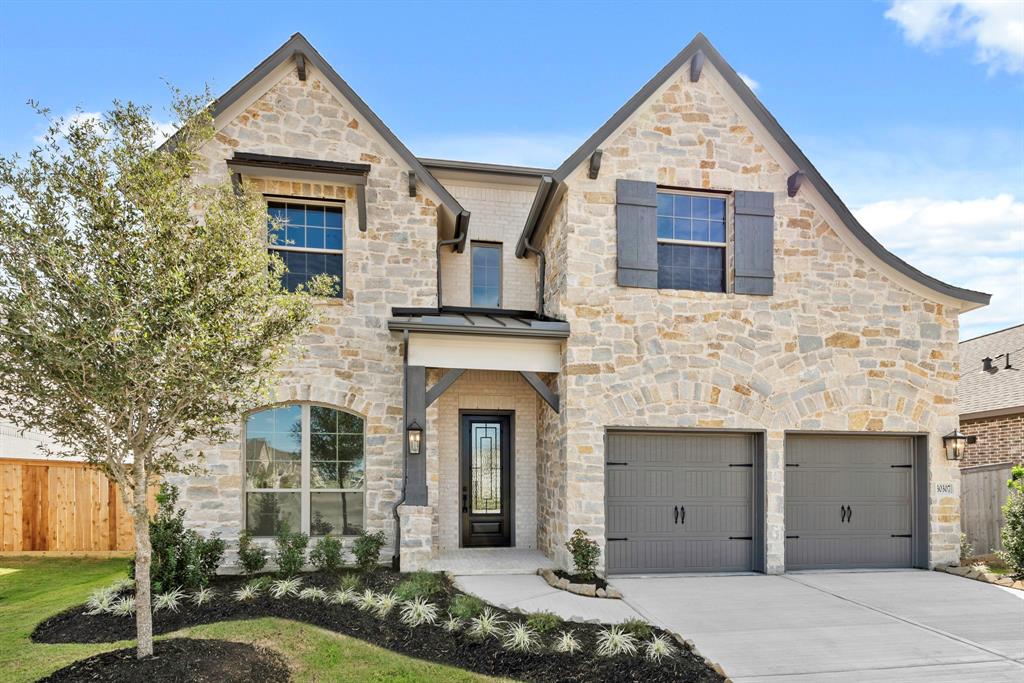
[
  {"x1": 426, "y1": 548, "x2": 554, "y2": 575},
  {"x1": 388, "y1": 308, "x2": 568, "y2": 572}
]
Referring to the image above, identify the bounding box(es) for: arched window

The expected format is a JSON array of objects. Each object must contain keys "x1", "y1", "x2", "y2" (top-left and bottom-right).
[{"x1": 244, "y1": 404, "x2": 365, "y2": 537}]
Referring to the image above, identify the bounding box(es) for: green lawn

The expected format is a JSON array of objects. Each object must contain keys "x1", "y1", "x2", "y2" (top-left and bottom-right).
[{"x1": 0, "y1": 556, "x2": 504, "y2": 683}]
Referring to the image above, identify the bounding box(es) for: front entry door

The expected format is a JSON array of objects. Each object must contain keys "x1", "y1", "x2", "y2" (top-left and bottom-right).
[{"x1": 461, "y1": 414, "x2": 512, "y2": 547}]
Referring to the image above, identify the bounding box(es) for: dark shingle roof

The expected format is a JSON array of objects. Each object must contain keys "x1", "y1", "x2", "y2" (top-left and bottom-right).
[{"x1": 959, "y1": 324, "x2": 1024, "y2": 417}]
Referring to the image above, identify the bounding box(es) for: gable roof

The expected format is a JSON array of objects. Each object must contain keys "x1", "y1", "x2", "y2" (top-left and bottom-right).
[
  {"x1": 211, "y1": 33, "x2": 471, "y2": 251},
  {"x1": 514, "y1": 33, "x2": 990, "y2": 308},
  {"x1": 959, "y1": 323, "x2": 1024, "y2": 418}
]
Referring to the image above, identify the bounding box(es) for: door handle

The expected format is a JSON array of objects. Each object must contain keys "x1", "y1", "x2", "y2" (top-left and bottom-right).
[
  {"x1": 462, "y1": 486, "x2": 468, "y2": 514},
  {"x1": 847, "y1": 505, "x2": 852, "y2": 524},
  {"x1": 674, "y1": 505, "x2": 679, "y2": 524},
  {"x1": 841, "y1": 505, "x2": 848, "y2": 523},
  {"x1": 681, "y1": 505, "x2": 686, "y2": 525}
]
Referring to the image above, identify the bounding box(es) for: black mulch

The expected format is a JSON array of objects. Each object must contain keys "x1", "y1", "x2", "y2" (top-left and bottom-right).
[
  {"x1": 39, "y1": 638, "x2": 290, "y2": 682},
  {"x1": 553, "y1": 570, "x2": 610, "y2": 592},
  {"x1": 33, "y1": 570, "x2": 724, "y2": 683}
]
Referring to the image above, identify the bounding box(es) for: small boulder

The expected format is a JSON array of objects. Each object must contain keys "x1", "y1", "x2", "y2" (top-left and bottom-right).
[
  {"x1": 605, "y1": 587, "x2": 623, "y2": 599},
  {"x1": 1012, "y1": 581, "x2": 1024, "y2": 591},
  {"x1": 947, "y1": 566, "x2": 972, "y2": 576},
  {"x1": 557, "y1": 578, "x2": 570, "y2": 590},
  {"x1": 596, "y1": 588, "x2": 606, "y2": 598},
  {"x1": 580, "y1": 583, "x2": 597, "y2": 597},
  {"x1": 995, "y1": 577, "x2": 1013, "y2": 587}
]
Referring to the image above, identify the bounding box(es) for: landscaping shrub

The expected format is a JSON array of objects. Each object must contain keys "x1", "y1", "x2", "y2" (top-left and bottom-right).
[
  {"x1": 959, "y1": 532, "x2": 974, "y2": 562},
  {"x1": 352, "y1": 529, "x2": 387, "y2": 573},
  {"x1": 621, "y1": 617, "x2": 654, "y2": 640},
  {"x1": 131, "y1": 484, "x2": 225, "y2": 593},
  {"x1": 565, "y1": 528, "x2": 601, "y2": 580},
  {"x1": 525, "y1": 610, "x2": 562, "y2": 633},
  {"x1": 395, "y1": 571, "x2": 443, "y2": 600},
  {"x1": 237, "y1": 531, "x2": 268, "y2": 576},
  {"x1": 339, "y1": 573, "x2": 361, "y2": 591},
  {"x1": 274, "y1": 527, "x2": 309, "y2": 577},
  {"x1": 309, "y1": 535, "x2": 344, "y2": 574},
  {"x1": 999, "y1": 476, "x2": 1024, "y2": 575},
  {"x1": 450, "y1": 593, "x2": 485, "y2": 620}
]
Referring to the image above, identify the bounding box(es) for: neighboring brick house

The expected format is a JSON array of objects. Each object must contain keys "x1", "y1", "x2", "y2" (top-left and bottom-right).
[
  {"x1": 958, "y1": 324, "x2": 1024, "y2": 468},
  {"x1": 168, "y1": 33, "x2": 990, "y2": 576}
]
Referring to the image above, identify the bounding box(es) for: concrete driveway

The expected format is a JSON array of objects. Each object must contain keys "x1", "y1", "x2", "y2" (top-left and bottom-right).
[{"x1": 614, "y1": 570, "x2": 1024, "y2": 682}]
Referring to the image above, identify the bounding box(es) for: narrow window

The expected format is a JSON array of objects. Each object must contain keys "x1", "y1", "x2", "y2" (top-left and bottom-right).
[
  {"x1": 267, "y1": 200, "x2": 344, "y2": 296},
  {"x1": 656, "y1": 192, "x2": 728, "y2": 293},
  {"x1": 244, "y1": 404, "x2": 365, "y2": 537},
  {"x1": 471, "y1": 242, "x2": 502, "y2": 308}
]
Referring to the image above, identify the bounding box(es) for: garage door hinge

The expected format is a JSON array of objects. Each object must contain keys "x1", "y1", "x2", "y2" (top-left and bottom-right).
[
  {"x1": 728, "y1": 463, "x2": 753, "y2": 467},
  {"x1": 728, "y1": 536, "x2": 753, "y2": 540},
  {"x1": 890, "y1": 534, "x2": 912, "y2": 538},
  {"x1": 785, "y1": 463, "x2": 800, "y2": 467},
  {"x1": 607, "y1": 537, "x2": 628, "y2": 541},
  {"x1": 890, "y1": 464, "x2": 912, "y2": 468},
  {"x1": 606, "y1": 461, "x2": 629, "y2": 466},
  {"x1": 786, "y1": 535, "x2": 800, "y2": 539}
]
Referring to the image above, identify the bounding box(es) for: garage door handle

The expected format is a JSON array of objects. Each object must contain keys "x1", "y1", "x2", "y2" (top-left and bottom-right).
[
  {"x1": 847, "y1": 506, "x2": 852, "y2": 523},
  {"x1": 841, "y1": 505, "x2": 848, "y2": 523},
  {"x1": 674, "y1": 505, "x2": 679, "y2": 524},
  {"x1": 680, "y1": 505, "x2": 686, "y2": 525}
]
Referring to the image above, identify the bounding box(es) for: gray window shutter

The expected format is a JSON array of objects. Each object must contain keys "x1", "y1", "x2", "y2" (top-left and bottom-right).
[
  {"x1": 616, "y1": 179, "x2": 658, "y2": 288},
  {"x1": 733, "y1": 190, "x2": 775, "y2": 295}
]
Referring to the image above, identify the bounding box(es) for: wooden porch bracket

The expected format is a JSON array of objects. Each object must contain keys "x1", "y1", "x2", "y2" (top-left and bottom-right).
[
  {"x1": 425, "y1": 368, "x2": 465, "y2": 407},
  {"x1": 518, "y1": 371, "x2": 559, "y2": 413}
]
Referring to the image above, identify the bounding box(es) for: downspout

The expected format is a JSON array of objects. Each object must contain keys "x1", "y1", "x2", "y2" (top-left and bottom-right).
[
  {"x1": 391, "y1": 328, "x2": 410, "y2": 570},
  {"x1": 523, "y1": 238, "x2": 545, "y2": 319}
]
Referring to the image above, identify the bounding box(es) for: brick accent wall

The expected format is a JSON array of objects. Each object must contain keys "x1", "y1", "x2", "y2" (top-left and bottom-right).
[
  {"x1": 427, "y1": 370, "x2": 539, "y2": 554},
  {"x1": 960, "y1": 412, "x2": 1024, "y2": 467},
  {"x1": 439, "y1": 181, "x2": 538, "y2": 311}
]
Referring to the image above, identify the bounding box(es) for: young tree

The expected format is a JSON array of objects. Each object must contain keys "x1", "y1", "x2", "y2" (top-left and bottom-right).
[{"x1": 0, "y1": 94, "x2": 332, "y2": 657}]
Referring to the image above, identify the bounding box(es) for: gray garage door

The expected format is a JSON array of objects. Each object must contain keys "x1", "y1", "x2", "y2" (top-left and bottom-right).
[
  {"x1": 605, "y1": 431, "x2": 755, "y2": 574},
  {"x1": 785, "y1": 435, "x2": 914, "y2": 570}
]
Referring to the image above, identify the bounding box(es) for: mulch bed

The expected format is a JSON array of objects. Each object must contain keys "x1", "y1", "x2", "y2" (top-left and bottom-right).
[
  {"x1": 39, "y1": 638, "x2": 290, "y2": 682},
  {"x1": 554, "y1": 569, "x2": 610, "y2": 592},
  {"x1": 33, "y1": 570, "x2": 723, "y2": 683}
]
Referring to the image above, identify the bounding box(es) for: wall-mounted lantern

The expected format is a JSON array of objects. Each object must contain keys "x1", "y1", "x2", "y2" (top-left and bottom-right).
[
  {"x1": 942, "y1": 429, "x2": 976, "y2": 461},
  {"x1": 407, "y1": 420, "x2": 423, "y2": 455}
]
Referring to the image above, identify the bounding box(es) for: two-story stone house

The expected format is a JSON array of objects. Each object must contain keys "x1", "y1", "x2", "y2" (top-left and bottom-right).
[{"x1": 170, "y1": 33, "x2": 989, "y2": 576}]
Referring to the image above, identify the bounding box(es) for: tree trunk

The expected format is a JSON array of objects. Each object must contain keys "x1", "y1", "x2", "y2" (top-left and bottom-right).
[{"x1": 130, "y1": 456, "x2": 154, "y2": 658}]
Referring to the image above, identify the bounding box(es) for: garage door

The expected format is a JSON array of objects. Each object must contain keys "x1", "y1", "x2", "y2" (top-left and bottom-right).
[
  {"x1": 785, "y1": 435, "x2": 914, "y2": 570},
  {"x1": 605, "y1": 431, "x2": 757, "y2": 574}
]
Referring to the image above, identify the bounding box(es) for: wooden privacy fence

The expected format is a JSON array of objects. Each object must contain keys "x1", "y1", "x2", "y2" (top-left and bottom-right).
[
  {"x1": 1, "y1": 458, "x2": 146, "y2": 554},
  {"x1": 961, "y1": 462, "x2": 1015, "y2": 555}
]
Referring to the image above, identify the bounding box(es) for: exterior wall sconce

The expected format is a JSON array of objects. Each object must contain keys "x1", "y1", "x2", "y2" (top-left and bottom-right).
[
  {"x1": 407, "y1": 420, "x2": 423, "y2": 455},
  {"x1": 942, "y1": 429, "x2": 976, "y2": 461}
]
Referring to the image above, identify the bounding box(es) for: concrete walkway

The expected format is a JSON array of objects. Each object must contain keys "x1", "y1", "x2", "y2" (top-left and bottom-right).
[
  {"x1": 614, "y1": 569, "x2": 1024, "y2": 682},
  {"x1": 454, "y1": 574, "x2": 642, "y2": 623}
]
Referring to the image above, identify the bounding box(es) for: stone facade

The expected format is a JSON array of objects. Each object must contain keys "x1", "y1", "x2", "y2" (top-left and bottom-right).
[
  {"x1": 534, "y1": 59, "x2": 964, "y2": 571},
  {"x1": 166, "y1": 40, "x2": 975, "y2": 575},
  {"x1": 439, "y1": 181, "x2": 538, "y2": 310},
  {"x1": 169, "y1": 67, "x2": 442, "y2": 562},
  {"x1": 960, "y1": 413, "x2": 1024, "y2": 468}
]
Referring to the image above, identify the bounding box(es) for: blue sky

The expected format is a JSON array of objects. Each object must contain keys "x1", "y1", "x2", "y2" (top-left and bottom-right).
[{"x1": 1, "y1": 0, "x2": 1021, "y2": 338}]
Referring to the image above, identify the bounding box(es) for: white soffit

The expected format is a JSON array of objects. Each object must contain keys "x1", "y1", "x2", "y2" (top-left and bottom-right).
[{"x1": 408, "y1": 333, "x2": 562, "y2": 373}]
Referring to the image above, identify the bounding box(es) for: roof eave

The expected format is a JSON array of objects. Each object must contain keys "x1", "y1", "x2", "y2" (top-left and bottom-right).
[
  {"x1": 209, "y1": 33, "x2": 471, "y2": 243},
  {"x1": 515, "y1": 32, "x2": 990, "y2": 308}
]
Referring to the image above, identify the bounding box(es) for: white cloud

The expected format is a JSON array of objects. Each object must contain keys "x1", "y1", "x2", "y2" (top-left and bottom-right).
[
  {"x1": 34, "y1": 111, "x2": 177, "y2": 148},
  {"x1": 885, "y1": 1, "x2": 1024, "y2": 74},
  {"x1": 854, "y1": 193, "x2": 1024, "y2": 339},
  {"x1": 738, "y1": 72, "x2": 760, "y2": 92},
  {"x1": 408, "y1": 132, "x2": 582, "y2": 168}
]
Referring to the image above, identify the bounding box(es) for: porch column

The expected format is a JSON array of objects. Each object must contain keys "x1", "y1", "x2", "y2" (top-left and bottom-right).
[{"x1": 405, "y1": 364, "x2": 428, "y2": 505}]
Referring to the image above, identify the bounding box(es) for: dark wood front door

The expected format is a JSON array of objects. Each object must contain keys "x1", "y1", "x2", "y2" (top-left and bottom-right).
[{"x1": 461, "y1": 414, "x2": 512, "y2": 547}]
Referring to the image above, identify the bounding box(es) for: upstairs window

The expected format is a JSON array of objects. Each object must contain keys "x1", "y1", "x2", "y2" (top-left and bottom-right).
[
  {"x1": 656, "y1": 192, "x2": 727, "y2": 293},
  {"x1": 267, "y1": 200, "x2": 344, "y2": 295},
  {"x1": 471, "y1": 242, "x2": 502, "y2": 308}
]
